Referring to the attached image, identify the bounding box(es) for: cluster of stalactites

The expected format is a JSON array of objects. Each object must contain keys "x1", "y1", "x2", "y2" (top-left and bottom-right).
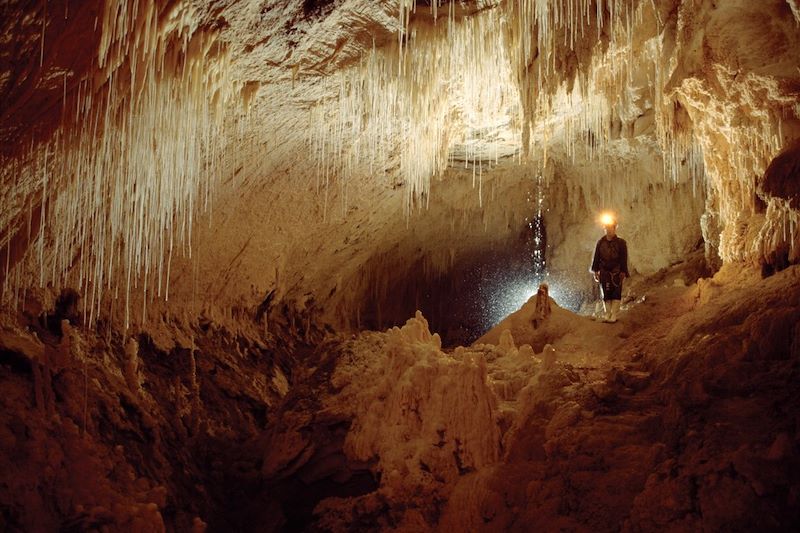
[
  {"x1": 309, "y1": 0, "x2": 704, "y2": 216},
  {"x1": 387, "y1": 0, "x2": 798, "y2": 264},
  {"x1": 308, "y1": 8, "x2": 522, "y2": 216},
  {"x1": 1, "y1": 0, "x2": 240, "y2": 328},
  {"x1": 504, "y1": 1, "x2": 698, "y2": 182}
]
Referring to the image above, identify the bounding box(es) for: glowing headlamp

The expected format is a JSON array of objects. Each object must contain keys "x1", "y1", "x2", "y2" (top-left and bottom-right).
[{"x1": 599, "y1": 212, "x2": 616, "y2": 226}]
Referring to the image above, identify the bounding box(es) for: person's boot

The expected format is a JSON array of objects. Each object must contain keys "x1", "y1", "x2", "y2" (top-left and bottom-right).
[
  {"x1": 608, "y1": 300, "x2": 621, "y2": 323},
  {"x1": 591, "y1": 300, "x2": 604, "y2": 321},
  {"x1": 601, "y1": 300, "x2": 611, "y2": 322}
]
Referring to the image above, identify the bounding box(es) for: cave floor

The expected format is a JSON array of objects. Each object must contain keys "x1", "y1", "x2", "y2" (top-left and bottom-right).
[
  {"x1": 0, "y1": 262, "x2": 799, "y2": 532},
  {"x1": 262, "y1": 262, "x2": 800, "y2": 531}
]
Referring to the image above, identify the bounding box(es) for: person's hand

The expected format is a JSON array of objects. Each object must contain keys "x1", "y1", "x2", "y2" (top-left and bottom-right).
[{"x1": 593, "y1": 271, "x2": 600, "y2": 282}]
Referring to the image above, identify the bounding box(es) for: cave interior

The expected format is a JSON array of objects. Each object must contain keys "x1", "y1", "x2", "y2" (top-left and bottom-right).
[{"x1": 1, "y1": 0, "x2": 800, "y2": 531}]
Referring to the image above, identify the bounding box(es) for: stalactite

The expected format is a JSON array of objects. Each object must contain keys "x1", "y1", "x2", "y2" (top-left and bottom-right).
[
  {"x1": 309, "y1": 7, "x2": 520, "y2": 216},
  {"x1": 1, "y1": 0, "x2": 244, "y2": 328}
]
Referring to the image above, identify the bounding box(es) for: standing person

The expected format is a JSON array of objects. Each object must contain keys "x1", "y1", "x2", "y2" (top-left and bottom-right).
[{"x1": 591, "y1": 213, "x2": 629, "y2": 323}]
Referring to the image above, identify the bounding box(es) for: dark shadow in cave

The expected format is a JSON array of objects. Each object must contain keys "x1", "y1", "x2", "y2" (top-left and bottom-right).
[{"x1": 355, "y1": 220, "x2": 589, "y2": 347}]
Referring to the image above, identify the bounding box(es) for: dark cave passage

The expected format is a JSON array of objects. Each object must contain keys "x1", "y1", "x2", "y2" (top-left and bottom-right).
[{"x1": 353, "y1": 218, "x2": 579, "y2": 348}]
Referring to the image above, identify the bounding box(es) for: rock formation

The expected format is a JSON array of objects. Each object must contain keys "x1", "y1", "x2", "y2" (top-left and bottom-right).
[{"x1": 0, "y1": 0, "x2": 798, "y2": 530}]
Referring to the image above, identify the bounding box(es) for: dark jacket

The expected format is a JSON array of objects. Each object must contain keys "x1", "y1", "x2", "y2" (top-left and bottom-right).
[{"x1": 591, "y1": 236, "x2": 629, "y2": 275}]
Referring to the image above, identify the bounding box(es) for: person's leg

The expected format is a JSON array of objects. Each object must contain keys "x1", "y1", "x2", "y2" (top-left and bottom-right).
[
  {"x1": 593, "y1": 299, "x2": 604, "y2": 320},
  {"x1": 592, "y1": 276, "x2": 605, "y2": 320},
  {"x1": 607, "y1": 275, "x2": 623, "y2": 322},
  {"x1": 599, "y1": 271, "x2": 613, "y2": 321},
  {"x1": 604, "y1": 300, "x2": 613, "y2": 322},
  {"x1": 608, "y1": 300, "x2": 620, "y2": 322}
]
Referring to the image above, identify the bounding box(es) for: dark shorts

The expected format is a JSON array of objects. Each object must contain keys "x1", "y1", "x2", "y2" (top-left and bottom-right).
[{"x1": 600, "y1": 271, "x2": 623, "y2": 301}]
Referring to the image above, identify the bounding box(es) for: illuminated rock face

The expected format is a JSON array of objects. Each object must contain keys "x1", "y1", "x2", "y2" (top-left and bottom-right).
[
  {"x1": 0, "y1": 0, "x2": 798, "y2": 324},
  {"x1": 0, "y1": 0, "x2": 799, "y2": 531}
]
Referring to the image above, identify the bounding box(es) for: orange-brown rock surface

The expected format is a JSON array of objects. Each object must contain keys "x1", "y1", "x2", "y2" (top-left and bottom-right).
[{"x1": 1, "y1": 0, "x2": 799, "y2": 530}]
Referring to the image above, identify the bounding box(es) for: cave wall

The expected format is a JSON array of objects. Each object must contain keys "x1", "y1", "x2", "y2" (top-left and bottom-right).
[
  {"x1": 665, "y1": 0, "x2": 800, "y2": 265},
  {"x1": 0, "y1": 301, "x2": 303, "y2": 531}
]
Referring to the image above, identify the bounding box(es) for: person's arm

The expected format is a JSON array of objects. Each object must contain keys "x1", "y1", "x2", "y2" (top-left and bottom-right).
[{"x1": 590, "y1": 240, "x2": 601, "y2": 280}]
